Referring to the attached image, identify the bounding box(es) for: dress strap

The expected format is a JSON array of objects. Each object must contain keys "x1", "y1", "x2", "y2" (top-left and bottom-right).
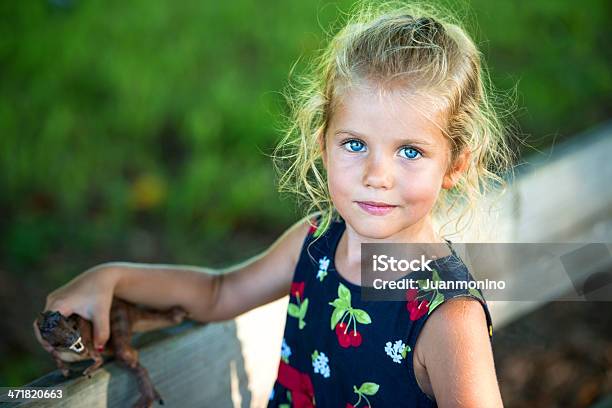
[
  {"x1": 444, "y1": 238, "x2": 458, "y2": 258},
  {"x1": 302, "y1": 213, "x2": 342, "y2": 267}
]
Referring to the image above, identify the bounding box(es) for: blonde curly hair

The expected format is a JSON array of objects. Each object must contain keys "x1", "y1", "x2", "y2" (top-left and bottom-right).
[{"x1": 273, "y1": 0, "x2": 515, "y2": 239}]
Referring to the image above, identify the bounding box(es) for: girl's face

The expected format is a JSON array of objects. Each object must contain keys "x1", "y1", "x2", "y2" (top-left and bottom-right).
[{"x1": 322, "y1": 85, "x2": 465, "y2": 240}]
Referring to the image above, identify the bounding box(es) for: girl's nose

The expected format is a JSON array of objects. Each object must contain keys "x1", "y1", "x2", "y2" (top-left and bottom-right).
[{"x1": 363, "y1": 155, "x2": 393, "y2": 190}]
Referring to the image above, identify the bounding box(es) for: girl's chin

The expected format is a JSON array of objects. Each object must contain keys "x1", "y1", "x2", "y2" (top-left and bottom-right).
[{"x1": 346, "y1": 217, "x2": 405, "y2": 239}]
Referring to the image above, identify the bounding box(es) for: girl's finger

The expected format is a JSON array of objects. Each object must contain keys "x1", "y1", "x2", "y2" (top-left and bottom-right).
[
  {"x1": 91, "y1": 307, "x2": 111, "y2": 351},
  {"x1": 45, "y1": 301, "x2": 73, "y2": 318}
]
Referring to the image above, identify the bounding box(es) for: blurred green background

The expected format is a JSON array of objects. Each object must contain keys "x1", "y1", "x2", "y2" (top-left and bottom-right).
[{"x1": 0, "y1": 0, "x2": 610, "y2": 388}]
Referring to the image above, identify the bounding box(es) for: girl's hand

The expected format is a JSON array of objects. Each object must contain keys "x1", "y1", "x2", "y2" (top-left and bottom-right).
[{"x1": 33, "y1": 265, "x2": 120, "y2": 352}]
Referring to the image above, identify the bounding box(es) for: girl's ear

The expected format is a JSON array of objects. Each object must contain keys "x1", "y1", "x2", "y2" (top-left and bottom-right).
[{"x1": 442, "y1": 148, "x2": 470, "y2": 189}]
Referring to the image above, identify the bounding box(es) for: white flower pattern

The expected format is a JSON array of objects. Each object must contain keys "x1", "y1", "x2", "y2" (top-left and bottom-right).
[
  {"x1": 385, "y1": 340, "x2": 409, "y2": 364},
  {"x1": 312, "y1": 350, "x2": 331, "y2": 378},
  {"x1": 317, "y1": 256, "x2": 330, "y2": 281},
  {"x1": 281, "y1": 338, "x2": 292, "y2": 363}
]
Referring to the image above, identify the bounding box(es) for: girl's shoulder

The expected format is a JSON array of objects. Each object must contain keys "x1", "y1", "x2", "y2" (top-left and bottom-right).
[
  {"x1": 410, "y1": 253, "x2": 494, "y2": 340},
  {"x1": 413, "y1": 293, "x2": 497, "y2": 405}
]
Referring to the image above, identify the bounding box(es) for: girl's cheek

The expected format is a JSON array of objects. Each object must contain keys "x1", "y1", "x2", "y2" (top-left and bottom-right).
[
  {"x1": 329, "y1": 152, "x2": 365, "y2": 181},
  {"x1": 333, "y1": 150, "x2": 363, "y2": 169},
  {"x1": 328, "y1": 169, "x2": 353, "y2": 198},
  {"x1": 398, "y1": 168, "x2": 442, "y2": 203},
  {"x1": 328, "y1": 165, "x2": 362, "y2": 211},
  {"x1": 401, "y1": 183, "x2": 435, "y2": 204}
]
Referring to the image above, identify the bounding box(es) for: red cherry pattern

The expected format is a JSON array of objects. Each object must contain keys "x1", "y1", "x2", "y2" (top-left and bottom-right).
[
  {"x1": 291, "y1": 281, "x2": 305, "y2": 299},
  {"x1": 346, "y1": 382, "x2": 379, "y2": 407},
  {"x1": 338, "y1": 330, "x2": 352, "y2": 348},
  {"x1": 336, "y1": 323, "x2": 353, "y2": 348},
  {"x1": 406, "y1": 288, "x2": 418, "y2": 302},
  {"x1": 330, "y1": 283, "x2": 372, "y2": 348},
  {"x1": 406, "y1": 298, "x2": 430, "y2": 321},
  {"x1": 405, "y1": 285, "x2": 434, "y2": 320},
  {"x1": 335, "y1": 323, "x2": 364, "y2": 348},
  {"x1": 349, "y1": 330, "x2": 362, "y2": 347}
]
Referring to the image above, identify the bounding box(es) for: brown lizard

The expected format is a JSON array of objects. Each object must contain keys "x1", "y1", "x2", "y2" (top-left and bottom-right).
[{"x1": 36, "y1": 298, "x2": 188, "y2": 408}]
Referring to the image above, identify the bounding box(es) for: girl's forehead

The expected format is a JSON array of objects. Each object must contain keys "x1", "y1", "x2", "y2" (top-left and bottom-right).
[{"x1": 328, "y1": 85, "x2": 449, "y2": 147}]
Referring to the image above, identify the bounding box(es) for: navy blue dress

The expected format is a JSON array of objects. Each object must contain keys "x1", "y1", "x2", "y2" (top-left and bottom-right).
[{"x1": 267, "y1": 215, "x2": 493, "y2": 408}]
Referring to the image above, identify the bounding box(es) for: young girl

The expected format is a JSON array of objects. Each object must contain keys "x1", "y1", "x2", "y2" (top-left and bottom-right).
[{"x1": 35, "y1": 2, "x2": 511, "y2": 407}]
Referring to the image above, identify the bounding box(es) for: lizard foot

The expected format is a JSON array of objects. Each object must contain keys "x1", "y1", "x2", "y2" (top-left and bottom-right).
[{"x1": 82, "y1": 365, "x2": 99, "y2": 379}]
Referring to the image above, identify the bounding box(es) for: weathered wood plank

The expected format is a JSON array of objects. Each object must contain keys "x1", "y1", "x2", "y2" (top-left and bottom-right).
[
  {"x1": 11, "y1": 296, "x2": 288, "y2": 408},
  {"x1": 18, "y1": 321, "x2": 245, "y2": 407}
]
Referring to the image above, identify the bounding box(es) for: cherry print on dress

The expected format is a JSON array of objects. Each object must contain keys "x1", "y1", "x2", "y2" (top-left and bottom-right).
[
  {"x1": 288, "y1": 281, "x2": 309, "y2": 329},
  {"x1": 329, "y1": 283, "x2": 371, "y2": 348},
  {"x1": 345, "y1": 382, "x2": 380, "y2": 408}
]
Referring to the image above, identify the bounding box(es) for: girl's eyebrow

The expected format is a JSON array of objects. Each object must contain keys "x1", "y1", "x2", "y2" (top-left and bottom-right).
[{"x1": 334, "y1": 129, "x2": 432, "y2": 146}]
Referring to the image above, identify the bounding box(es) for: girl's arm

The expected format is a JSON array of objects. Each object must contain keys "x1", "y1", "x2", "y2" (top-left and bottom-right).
[
  {"x1": 37, "y1": 215, "x2": 312, "y2": 350},
  {"x1": 112, "y1": 214, "x2": 311, "y2": 322},
  {"x1": 415, "y1": 297, "x2": 504, "y2": 407}
]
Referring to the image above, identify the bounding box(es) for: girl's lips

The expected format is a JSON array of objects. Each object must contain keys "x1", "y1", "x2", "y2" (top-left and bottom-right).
[{"x1": 356, "y1": 201, "x2": 397, "y2": 216}]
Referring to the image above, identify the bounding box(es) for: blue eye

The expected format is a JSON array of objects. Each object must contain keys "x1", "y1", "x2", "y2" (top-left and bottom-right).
[
  {"x1": 400, "y1": 147, "x2": 421, "y2": 160},
  {"x1": 343, "y1": 140, "x2": 366, "y2": 153}
]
